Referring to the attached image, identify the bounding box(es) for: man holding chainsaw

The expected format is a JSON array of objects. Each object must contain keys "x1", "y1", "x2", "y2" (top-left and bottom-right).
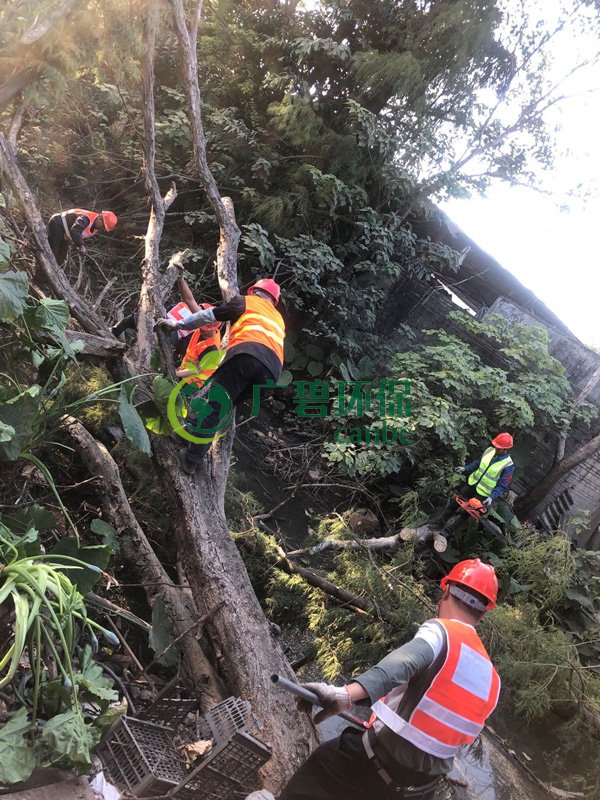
[
  {"x1": 280, "y1": 559, "x2": 500, "y2": 800},
  {"x1": 453, "y1": 432, "x2": 515, "y2": 510},
  {"x1": 429, "y1": 432, "x2": 515, "y2": 551}
]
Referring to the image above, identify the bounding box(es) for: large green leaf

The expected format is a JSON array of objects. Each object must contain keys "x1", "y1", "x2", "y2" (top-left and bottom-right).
[
  {"x1": 0, "y1": 708, "x2": 37, "y2": 784},
  {"x1": 76, "y1": 645, "x2": 119, "y2": 706},
  {"x1": 3, "y1": 504, "x2": 56, "y2": 535},
  {"x1": 48, "y1": 538, "x2": 111, "y2": 594},
  {"x1": 153, "y1": 375, "x2": 176, "y2": 412},
  {"x1": 149, "y1": 597, "x2": 179, "y2": 667},
  {"x1": 0, "y1": 420, "x2": 15, "y2": 442},
  {"x1": 118, "y1": 388, "x2": 151, "y2": 454},
  {"x1": 0, "y1": 270, "x2": 28, "y2": 321},
  {"x1": 0, "y1": 238, "x2": 11, "y2": 270},
  {"x1": 34, "y1": 298, "x2": 70, "y2": 333},
  {"x1": 0, "y1": 385, "x2": 41, "y2": 461},
  {"x1": 90, "y1": 518, "x2": 119, "y2": 552},
  {"x1": 42, "y1": 710, "x2": 100, "y2": 765}
]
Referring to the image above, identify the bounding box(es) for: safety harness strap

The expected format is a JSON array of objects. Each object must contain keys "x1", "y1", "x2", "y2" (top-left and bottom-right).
[{"x1": 362, "y1": 729, "x2": 441, "y2": 798}]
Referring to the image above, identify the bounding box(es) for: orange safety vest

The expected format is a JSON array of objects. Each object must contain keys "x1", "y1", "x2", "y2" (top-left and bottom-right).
[
  {"x1": 179, "y1": 329, "x2": 222, "y2": 386},
  {"x1": 228, "y1": 295, "x2": 285, "y2": 364},
  {"x1": 61, "y1": 209, "x2": 99, "y2": 241},
  {"x1": 369, "y1": 619, "x2": 500, "y2": 760}
]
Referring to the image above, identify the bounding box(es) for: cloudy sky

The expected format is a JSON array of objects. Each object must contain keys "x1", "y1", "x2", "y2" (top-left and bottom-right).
[{"x1": 442, "y1": 2, "x2": 600, "y2": 349}]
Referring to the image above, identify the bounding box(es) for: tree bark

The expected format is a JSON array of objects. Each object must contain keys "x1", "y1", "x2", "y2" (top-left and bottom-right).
[
  {"x1": 516, "y1": 431, "x2": 600, "y2": 518},
  {"x1": 554, "y1": 364, "x2": 600, "y2": 464},
  {"x1": 166, "y1": 0, "x2": 318, "y2": 788},
  {"x1": 62, "y1": 415, "x2": 223, "y2": 709}
]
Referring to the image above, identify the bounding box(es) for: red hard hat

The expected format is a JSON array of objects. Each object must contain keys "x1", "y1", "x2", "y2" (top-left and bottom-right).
[
  {"x1": 101, "y1": 210, "x2": 118, "y2": 231},
  {"x1": 491, "y1": 432, "x2": 513, "y2": 449},
  {"x1": 248, "y1": 278, "x2": 281, "y2": 305},
  {"x1": 199, "y1": 303, "x2": 220, "y2": 332},
  {"x1": 440, "y1": 558, "x2": 498, "y2": 610}
]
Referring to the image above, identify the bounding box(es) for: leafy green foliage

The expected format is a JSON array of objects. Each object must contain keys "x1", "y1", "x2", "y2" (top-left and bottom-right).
[
  {"x1": 118, "y1": 387, "x2": 152, "y2": 455},
  {"x1": 0, "y1": 709, "x2": 37, "y2": 784}
]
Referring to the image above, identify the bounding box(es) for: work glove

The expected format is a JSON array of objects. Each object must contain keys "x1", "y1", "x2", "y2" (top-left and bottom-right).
[
  {"x1": 296, "y1": 682, "x2": 352, "y2": 724},
  {"x1": 154, "y1": 317, "x2": 178, "y2": 331},
  {"x1": 482, "y1": 497, "x2": 493, "y2": 510},
  {"x1": 454, "y1": 466, "x2": 466, "y2": 474}
]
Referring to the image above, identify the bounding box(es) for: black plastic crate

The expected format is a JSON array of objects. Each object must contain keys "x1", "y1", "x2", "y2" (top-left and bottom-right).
[
  {"x1": 172, "y1": 731, "x2": 271, "y2": 800},
  {"x1": 137, "y1": 696, "x2": 198, "y2": 729},
  {"x1": 95, "y1": 717, "x2": 185, "y2": 797},
  {"x1": 197, "y1": 697, "x2": 253, "y2": 744}
]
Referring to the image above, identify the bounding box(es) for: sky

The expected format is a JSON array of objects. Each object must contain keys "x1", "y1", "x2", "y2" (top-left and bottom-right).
[{"x1": 441, "y1": 4, "x2": 600, "y2": 350}]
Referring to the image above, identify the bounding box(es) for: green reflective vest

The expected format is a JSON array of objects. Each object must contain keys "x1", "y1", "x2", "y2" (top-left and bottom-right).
[{"x1": 467, "y1": 447, "x2": 513, "y2": 498}]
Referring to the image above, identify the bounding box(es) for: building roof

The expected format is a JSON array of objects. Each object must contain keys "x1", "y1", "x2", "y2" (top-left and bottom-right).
[{"x1": 412, "y1": 207, "x2": 576, "y2": 339}]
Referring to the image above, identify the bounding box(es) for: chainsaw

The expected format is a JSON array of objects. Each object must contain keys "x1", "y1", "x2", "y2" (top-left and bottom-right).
[{"x1": 455, "y1": 495, "x2": 489, "y2": 519}]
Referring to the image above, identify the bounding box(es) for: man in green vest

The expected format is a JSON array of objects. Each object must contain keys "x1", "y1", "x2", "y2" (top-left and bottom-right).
[
  {"x1": 432, "y1": 433, "x2": 515, "y2": 551},
  {"x1": 455, "y1": 432, "x2": 515, "y2": 508}
]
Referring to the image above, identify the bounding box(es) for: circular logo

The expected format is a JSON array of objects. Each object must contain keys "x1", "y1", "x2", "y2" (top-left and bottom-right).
[{"x1": 167, "y1": 369, "x2": 233, "y2": 445}]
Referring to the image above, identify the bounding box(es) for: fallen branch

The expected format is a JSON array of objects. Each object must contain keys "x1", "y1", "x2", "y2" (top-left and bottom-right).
[
  {"x1": 287, "y1": 531, "x2": 404, "y2": 557},
  {"x1": 62, "y1": 415, "x2": 223, "y2": 708}
]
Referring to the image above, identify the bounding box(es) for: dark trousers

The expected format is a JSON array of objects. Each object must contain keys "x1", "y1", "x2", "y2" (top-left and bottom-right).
[
  {"x1": 185, "y1": 353, "x2": 273, "y2": 463},
  {"x1": 279, "y1": 728, "x2": 437, "y2": 800},
  {"x1": 47, "y1": 216, "x2": 69, "y2": 265}
]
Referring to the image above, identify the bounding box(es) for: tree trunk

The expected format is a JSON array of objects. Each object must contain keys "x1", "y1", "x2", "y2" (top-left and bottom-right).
[
  {"x1": 516, "y1": 431, "x2": 600, "y2": 518},
  {"x1": 62, "y1": 416, "x2": 223, "y2": 709},
  {"x1": 166, "y1": 0, "x2": 318, "y2": 789}
]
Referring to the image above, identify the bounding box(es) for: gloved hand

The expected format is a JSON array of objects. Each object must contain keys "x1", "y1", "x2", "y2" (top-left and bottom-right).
[
  {"x1": 454, "y1": 466, "x2": 466, "y2": 474},
  {"x1": 482, "y1": 497, "x2": 493, "y2": 510},
  {"x1": 296, "y1": 682, "x2": 352, "y2": 724},
  {"x1": 154, "y1": 317, "x2": 178, "y2": 331}
]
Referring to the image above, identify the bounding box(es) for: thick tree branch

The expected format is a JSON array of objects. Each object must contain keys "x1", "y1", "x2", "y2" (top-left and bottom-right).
[
  {"x1": 62, "y1": 415, "x2": 223, "y2": 708},
  {"x1": 130, "y1": 0, "x2": 177, "y2": 376},
  {"x1": 169, "y1": 0, "x2": 240, "y2": 300},
  {"x1": 20, "y1": 0, "x2": 78, "y2": 45}
]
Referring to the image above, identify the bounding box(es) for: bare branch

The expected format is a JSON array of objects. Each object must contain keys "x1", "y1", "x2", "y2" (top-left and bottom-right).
[{"x1": 20, "y1": 0, "x2": 78, "y2": 45}]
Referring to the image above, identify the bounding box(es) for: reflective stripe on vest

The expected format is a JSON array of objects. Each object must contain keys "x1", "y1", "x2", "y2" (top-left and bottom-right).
[
  {"x1": 467, "y1": 447, "x2": 513, "y2": 497},
  {"x1": 167, "y1": 302, "x2": 194, "y2": 340},
  {"x1": 228, "y1": 295, "x2": 285, "y2": 363},
  {"x1": 61, "y1": 209, "x2": 99, "y2": 241},
  {"x1": 179, "y1": 330, "x2": 222, "y2": 386},
  {"x1": 370, "y1": 619, "x2": 500, "y2": 760}
]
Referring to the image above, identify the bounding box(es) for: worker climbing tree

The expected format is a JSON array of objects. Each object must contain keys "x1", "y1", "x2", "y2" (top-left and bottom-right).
[
  {"x1": 46, "y1": 208, "x2": 118, "y2": 265},
  {"x1": 156, "y1": 277, "x2": 284, "y2": 473}
]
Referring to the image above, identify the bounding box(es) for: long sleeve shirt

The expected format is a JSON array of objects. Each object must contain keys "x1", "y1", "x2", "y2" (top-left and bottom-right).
[
  {"x1": 353, "y1": 621, "x2": 455, "y2": 775},
  {"x1": 178, "y1": 294, "x2": 283, "y2": 380},
  {"x1": 464, "y1": 455, "x2": 514, "y2": 501},
  {"x1": 60, "y1": 212, "x2": 95, "y2": 248}
]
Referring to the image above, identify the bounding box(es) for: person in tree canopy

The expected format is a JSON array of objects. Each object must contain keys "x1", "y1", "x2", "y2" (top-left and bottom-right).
[
  {"x1": 47, "y1": 208, "x2": 118, "y2": 265},
  {"x1": 155, "y1": 278, "x2": 284, "y2": 474},
  {"x1": 280, "y1": 559, "x2": 501, "y2": 800}
]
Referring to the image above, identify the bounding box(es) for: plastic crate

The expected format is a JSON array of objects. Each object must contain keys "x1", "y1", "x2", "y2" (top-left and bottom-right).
[
  {"x1": 172, "y1": 731, "x2": 271, "y2": 800},
  {"x1": 137, "y1": 696, "x2": 198, "y2": 729},
  {"x1": 197, "y1": 697, "x2": 253, "y2": 744},
  {"x1": 95, "y1": 717, "x2": 185, "y2": 797}
]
